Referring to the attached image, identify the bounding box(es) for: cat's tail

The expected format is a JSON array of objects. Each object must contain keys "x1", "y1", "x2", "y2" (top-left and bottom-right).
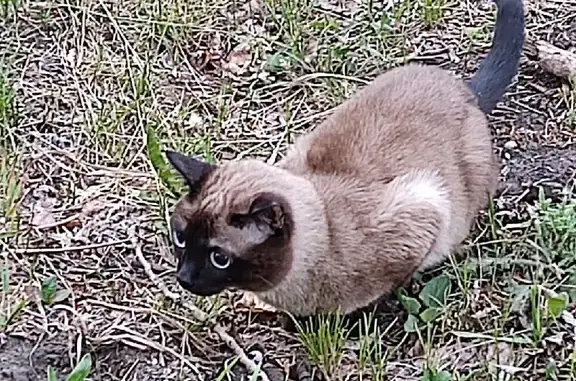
[{"x1": 467, "y1": 0, "x2": 525, "y2": 114}]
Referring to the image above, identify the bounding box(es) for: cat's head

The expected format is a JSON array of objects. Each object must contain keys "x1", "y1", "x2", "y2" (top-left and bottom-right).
[{"x1": 164, "y1": 151, "x2": 294, "y2": 297}]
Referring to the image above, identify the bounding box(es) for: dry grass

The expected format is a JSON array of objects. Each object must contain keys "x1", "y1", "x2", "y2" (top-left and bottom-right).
[{"x1": 1, "y1": 0, "x2": 576, "y2": 380}]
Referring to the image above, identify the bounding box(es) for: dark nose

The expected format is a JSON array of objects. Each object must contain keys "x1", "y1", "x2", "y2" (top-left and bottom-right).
[
  {"x1": 176, "y1": 272, "x2": 194, "y2": 289},
  {"x1": 176, "y1": 259, "x2": 198, "y2": 291}
]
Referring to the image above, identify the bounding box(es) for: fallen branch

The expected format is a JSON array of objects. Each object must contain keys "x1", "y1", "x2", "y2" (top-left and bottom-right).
[
  {"x1": 528, "y1": 39, "x2": 576, "y2": 81},
  {"x1": 130, "y1": 231, "x2": 270, "y2": 381}
]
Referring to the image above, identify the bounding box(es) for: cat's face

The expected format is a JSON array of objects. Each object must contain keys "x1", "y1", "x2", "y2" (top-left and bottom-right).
[{"x1": 165, "y1": 151, "x2": 294, "y2": 297}]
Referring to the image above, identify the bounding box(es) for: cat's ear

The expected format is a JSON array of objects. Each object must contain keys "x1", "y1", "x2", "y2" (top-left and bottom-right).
[
  {"x1": 164, "y1": 150, "x2": 215, "y2": 190},
  {"x1": 230, "y1": 193, "x2": 288, "y2": 244},
  {"x1": 230, "y1": 194, "x2": 291, "y2": 245},
  {"x1": 248, "y1": 194, "x2": 287, "y2": 232}
]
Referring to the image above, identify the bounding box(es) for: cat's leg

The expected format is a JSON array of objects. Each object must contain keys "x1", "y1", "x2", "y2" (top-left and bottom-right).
[{"x1": 367, "y1": 169, "x2": 453, "y2": 301}]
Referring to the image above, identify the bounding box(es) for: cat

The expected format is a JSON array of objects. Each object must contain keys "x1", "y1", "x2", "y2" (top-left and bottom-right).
[{"x1": 165, "y1": 0, "x2": 525, "y2": 317}]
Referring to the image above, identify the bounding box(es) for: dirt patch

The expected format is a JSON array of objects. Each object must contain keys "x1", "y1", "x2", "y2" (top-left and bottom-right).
[
  {"x1": 0, "y1": 335, "x2": 205, "y2": 381},
  {"x1": 499, "y1": 145, "x2": 576, "y2": 202},
  {"x1": 0, "y1": 335, "x2": 69, "y2": 381},
  {"x1": 89, "y1": 344, "x2": 199, "y2": 381}
]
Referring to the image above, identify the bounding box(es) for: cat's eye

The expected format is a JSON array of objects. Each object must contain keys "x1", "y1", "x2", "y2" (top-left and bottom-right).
[
  {"x1": 172, "y1": 229, "x2": 186, "y2": 249},
  {"x1": 210, "y1": 250, "x2": 232, "y2": 270}
]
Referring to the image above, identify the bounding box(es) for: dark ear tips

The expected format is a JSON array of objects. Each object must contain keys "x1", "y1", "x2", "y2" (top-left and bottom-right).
[
  {"x1": 164, "y1": 150, "x2": 215, "y2": 189},
  {"x1": 163, "y1": 149, "x2": 179, "y2": 161},
  {"x1": 163, "y1": 150, "x2": 184, "y2": 169}
]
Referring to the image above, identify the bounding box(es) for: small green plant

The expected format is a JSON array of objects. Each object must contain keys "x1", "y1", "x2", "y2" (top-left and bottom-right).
[
  {"x1": 421, "y1": 0, "x2": 445, "y2": 26},
  {"x1": 569, "y1": 348, "x2": 576, "y2": 378},
  {"x1": 529, "y1": 284, "x2": 544, "y2": 344},
  {"x1": 547, "y1": 291, "x2": 569, "y2": 318},
  {"x1": 90, "y1": 104, "x2": 127, "y2": 163},
  {"x1": 534, "y1": 188, "x2": 576, "y2": 258},
  {"x1": 397, "y1": 274, "x2": 452, "y2": 333},
  {"x1": 466, "y1": 27, "x2": 487, "y2": 44},
  {"x1": 263, "y1": 0, "x2": 311, "y2": 60},
  {"x1": 545, "y1": 359, "x2": 559, "y2": 380},
  {"x1": 47, "y1": 353, "x2": 92, "y2": 381},
  {"x1": 528, "y1": 284, "x2": 569, "y2": 345},
  {"x1": 0, "y1": 261, "x2": 25, "y2": 332},
  {"x1": 291, "y1": 309, "x2": 351, "y2": 379},
  {"x1": 0, "y1": 70, "x2": 20, "y2": 226},
  {"x1": 357, "y1": 312, "x2": 388, "y2": 380},
  {"x1": 0, "y1": 69, "x2": 18, "y2": 134},
  {"x1": 248, "y1": 363, "x2": 263, "y2": 381},
  {"x1": 422, "y1": 366, "x2": 451, "y2": 381},
  {"x1": 40, "y1": 275, "x2": 70, "y2": 306},
  {"x1": 145, "y1": 123, "x2": 186, "y2": 199},
  {"x1": 214, "y1": 356, "x2": 241, "y2": 381},
  {"x1": 265, "y1": 51, "x2": 293, "y2": 73},
  {"x1": 0, "y1": 0, "x2": 19, "y2": 19},
  {"x1": 47, "y1": 367, "x2": 57, "y2": 381},
  {"x1": 1, "y1": 153, "x2": 21, "y2": 231}
]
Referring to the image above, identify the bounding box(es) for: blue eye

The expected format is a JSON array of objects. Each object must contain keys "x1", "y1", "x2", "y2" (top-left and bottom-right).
[
  {"x1": 172, "y1": 229, "x2": 186, "y2": 249},
  {"x1": 210, "y1": 250, "x2": 231, "y2": 269}
]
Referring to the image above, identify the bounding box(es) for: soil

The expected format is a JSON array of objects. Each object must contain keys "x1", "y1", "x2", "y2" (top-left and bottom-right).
[
  {"x1": 499, "y1": 146, "x2": 576, "y2": 202},
  {"x1": 0, "y1": 335, "x2": 201, "y2": 381},
  {"x1": 0, "y1": 335, "x2": 69, "y2": 381}
]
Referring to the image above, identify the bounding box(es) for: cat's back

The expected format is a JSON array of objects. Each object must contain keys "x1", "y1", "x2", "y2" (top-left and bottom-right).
[
  {"x1": 270, "y1": 64, "x2": 498, "y2": 311},
  {"x1": 282, "y1": 63, "x2": 485, "y2": 181},
  {"x1": 279, "y1": 63, "x2": 496, "y2": 252}
]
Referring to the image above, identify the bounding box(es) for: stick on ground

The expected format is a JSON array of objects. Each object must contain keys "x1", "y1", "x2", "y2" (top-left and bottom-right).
[
  {"x1": 129, "y1": 231, "x2": 270, "y2": 381},
  {"x1": 529, "y1": 39, "x2": 576, "y2": 81}
]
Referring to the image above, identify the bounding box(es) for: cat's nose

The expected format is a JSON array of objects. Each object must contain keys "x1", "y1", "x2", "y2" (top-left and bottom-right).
[
  {"x1": 176, "y1": 273, "x2": 195, "y2": 290},
  {"x1": 176, "y1": 260, "x2": 198, "y2": 291}
]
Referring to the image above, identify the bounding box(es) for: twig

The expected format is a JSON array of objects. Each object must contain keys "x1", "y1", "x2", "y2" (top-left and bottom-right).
[
  {"x1": 32, "y1": 213, "x2": 80, "y2": 230},
  {"x1": 131, "y1": 235, "x2": 181, "y2": 301},
  {"x1": 129, "y1": 231, "x2": 270, "y2": 381},
  {"x1": 13, "y1": 239, "x2": 132, "y2": 254},
  {"x1": 527, "y1": 39, "x2": 576, "y2": 81}
]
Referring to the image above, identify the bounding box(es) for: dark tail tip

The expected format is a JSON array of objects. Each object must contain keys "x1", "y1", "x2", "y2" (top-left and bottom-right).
[{"x1": 467, "y1": 0, "x2": 525, "y2": 114}]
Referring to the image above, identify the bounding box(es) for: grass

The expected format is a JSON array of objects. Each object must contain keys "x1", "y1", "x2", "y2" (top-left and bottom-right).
[
  {"x1": 0, "y1": 67, "x2": 19, "y2": 194},
  {"x1": 560, "y1": 77, "x2": 576, "y2": 128},
  {"x1": 292, "y1": 310, "x2": 351, "y2": 379},
  {"x1": 0, "y1": 0, "x2": 575, "y2": 379},
  {"x1": 421, "y1": 0, "x2": 445, "y2": 26},
  {"x1": 357, "y1": 312, "x2": 390, "y2": 381},
  {"x1": 0, "y1": 0, "x2": 18, "y2": 19},
  {"x1": 0, "y1": 153, "x2": 20, "y2": 231},
  {"x1": 47, "y1": 353, "x2": 92, "y2": 381},
  {"x1": 0, "y1": 261, "x2": 25, "y2": 333}
]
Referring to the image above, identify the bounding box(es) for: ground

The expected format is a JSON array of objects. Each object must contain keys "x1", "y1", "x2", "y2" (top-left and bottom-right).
[{"x1": 1, "y1": 0, "x2": 576, "y2": 380}]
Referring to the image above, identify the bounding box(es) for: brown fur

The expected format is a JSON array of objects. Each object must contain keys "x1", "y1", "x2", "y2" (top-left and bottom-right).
[{"x1": 168, "y1": 63, "x2": 500, "y2": 316}]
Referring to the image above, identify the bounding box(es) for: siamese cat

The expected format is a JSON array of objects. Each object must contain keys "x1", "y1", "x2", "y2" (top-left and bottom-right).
[{"x1": 165, "y1": 0, "x2": 525, "y2": 317}]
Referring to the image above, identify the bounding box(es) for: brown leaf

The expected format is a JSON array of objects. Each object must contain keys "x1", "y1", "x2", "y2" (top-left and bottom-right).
[
  {"x1": 223, "y1": 43, "x2": 252, "y2": 75},
  {"x1": 31, "y1": 205, "x2": 56, "y2": 227},
  {"x1": 235, "y1": 291, "x2": 277, "y2": 312}
]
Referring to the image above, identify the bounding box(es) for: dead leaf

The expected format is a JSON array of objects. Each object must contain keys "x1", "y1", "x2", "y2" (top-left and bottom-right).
[
  {"x1": 81, "y1": 199, "x2": 106, "y2": 217},
  {"x1": 545, "y1": 331, "x2": 565, "y2": 345},
  {"x1": 52, "y1": 289, "x2": 72, "y2": 304},
  {"x1": 235, "y1": 291, "x2": 277, "y2": 312},
  {"x1": 223, "y1": 43, "x2": 252, "y2": 75},
  {"x1": 31, "y1": 205, "x2": 56, "y2": 227}
]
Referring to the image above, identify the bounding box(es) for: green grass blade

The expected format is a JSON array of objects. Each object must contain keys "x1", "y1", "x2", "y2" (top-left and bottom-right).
[
  {"x1": 145, "y1": 124, "x2": 184, "y2": 198},
  {"x1": 65, "y1": 353, "x2": 92, "y2": 381}
]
